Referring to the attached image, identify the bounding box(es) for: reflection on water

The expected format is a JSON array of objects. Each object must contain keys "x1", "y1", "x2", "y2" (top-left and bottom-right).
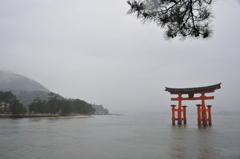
[
  {"x1": 196, "y1": 127, "x2": 216, "y2": 159},
  {"x1": 0, "y1": 115, "x2": 240, "y2": 159},
  {"x1": 168, "y1": 118, "x2": 240, "y2": 159},
  {"x1": 170, "y1": 125, "x2": 188, "y2": 159}
]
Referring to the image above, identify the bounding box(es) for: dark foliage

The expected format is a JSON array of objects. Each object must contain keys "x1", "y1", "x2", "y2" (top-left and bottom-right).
[
  {"x1": 72, "y1": 99, "x2": 96, "y2": 115},
  {"x1": 127, "y1": 0, "x2": 214, "y2": 40},
  {"x1": 0, "y1": 91, "x2": 27, "y2": 114},
  {"x1": 28, "y1": 92, "x2": 95, "y2": 115}
]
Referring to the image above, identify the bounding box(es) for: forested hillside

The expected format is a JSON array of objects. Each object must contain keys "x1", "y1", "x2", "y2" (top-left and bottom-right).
[
  {"x1": 0, "y1": 91, "x2": 96, "y2": 115},
  {"x1": 0, "y1": 70, "x2": 108, "y2": 115},
  {"x1": 0, "y1": 70, "x2": 50, "y2": 105}
]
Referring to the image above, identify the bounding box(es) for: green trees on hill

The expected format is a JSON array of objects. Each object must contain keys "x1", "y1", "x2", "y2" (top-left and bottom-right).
[
  {"x1": 1, "y1": 91, "x2": 96, "y2": 116},
  {"x1": 0, "y1": 71, "x2": 98, "y2": 116},
  {"x1": 28, "y1": 92, "x2": 95, "y2": 115},
  {"x1": 46, "y1": 92, "x2": 61, "y2": 114},
  {"x1": 72, "y1": 99, "x2": 96, "y2": 115},
  {"x1": 59, "y1": 99, "x2": 73, "y2": 115},
  {"x1": 0, "y1": 91, "x2": 27, "y2": 114},
  {"x1": 28, "y1": 98, "x2": 47, "y2": 114}
]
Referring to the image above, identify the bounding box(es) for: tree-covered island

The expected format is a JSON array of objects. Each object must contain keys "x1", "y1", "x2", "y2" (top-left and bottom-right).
[
  {"x1": 0, "y1": 70, "x2": 110, "y2": 118},
  {"x1": 0, "y1": 91, "x2": 96, "y2": 117}
]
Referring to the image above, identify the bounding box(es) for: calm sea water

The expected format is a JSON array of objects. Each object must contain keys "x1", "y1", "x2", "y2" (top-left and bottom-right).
[{"x1": 0, "y1": 114, "x2": 240, "y2": 159}]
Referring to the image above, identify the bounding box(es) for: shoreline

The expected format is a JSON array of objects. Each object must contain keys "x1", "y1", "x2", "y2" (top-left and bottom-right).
[{"x1": 0, "y1": 114, "x2": 92, "y2": 119}]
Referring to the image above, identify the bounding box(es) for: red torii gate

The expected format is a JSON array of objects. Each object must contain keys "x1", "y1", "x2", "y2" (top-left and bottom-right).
[{"x1": 165, "y1": 83, "x2": 221, "y2": 126}]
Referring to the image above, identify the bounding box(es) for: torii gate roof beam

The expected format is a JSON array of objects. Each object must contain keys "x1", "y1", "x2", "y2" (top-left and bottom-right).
[{"x1": 165, "y1": 83, "x2": 221, "y2": 98}]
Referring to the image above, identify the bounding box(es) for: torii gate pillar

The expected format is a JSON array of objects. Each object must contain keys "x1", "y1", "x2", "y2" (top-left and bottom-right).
[
  {"x1": 196, "y1": 104, "x2": 213, "y2": 126},
  {"x1": 165, "y1": 83, "x2": 221, "y2": 126}
]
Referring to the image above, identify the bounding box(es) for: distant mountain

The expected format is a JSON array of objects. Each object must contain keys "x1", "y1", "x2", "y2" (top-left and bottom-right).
[
  {"x1": 0, "y1": 70, "x2": 50, "y2": 105},
  {"x1": 0, "y1": 70, "x2": 49, "y2": 92}
]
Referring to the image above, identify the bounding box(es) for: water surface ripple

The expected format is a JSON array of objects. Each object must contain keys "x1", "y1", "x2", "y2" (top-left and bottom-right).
[{"x1": 0, "y1": 115, "x2": 239, "y2": 159}]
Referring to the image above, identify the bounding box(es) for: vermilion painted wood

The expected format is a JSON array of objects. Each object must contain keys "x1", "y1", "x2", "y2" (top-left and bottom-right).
[{"x1": 166, "y1": 83, "x2": 221, "y2": 126}]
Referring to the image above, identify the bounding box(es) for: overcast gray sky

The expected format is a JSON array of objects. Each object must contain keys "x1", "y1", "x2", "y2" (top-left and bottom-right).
[{"x1": 1, "y1": 0, "x2": 240, "y2": 114}]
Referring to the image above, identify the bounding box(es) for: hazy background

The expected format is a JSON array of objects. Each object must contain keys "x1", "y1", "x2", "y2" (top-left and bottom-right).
[{"x1": 1, "y1": 0, "x2": 240, "y2": 114}]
